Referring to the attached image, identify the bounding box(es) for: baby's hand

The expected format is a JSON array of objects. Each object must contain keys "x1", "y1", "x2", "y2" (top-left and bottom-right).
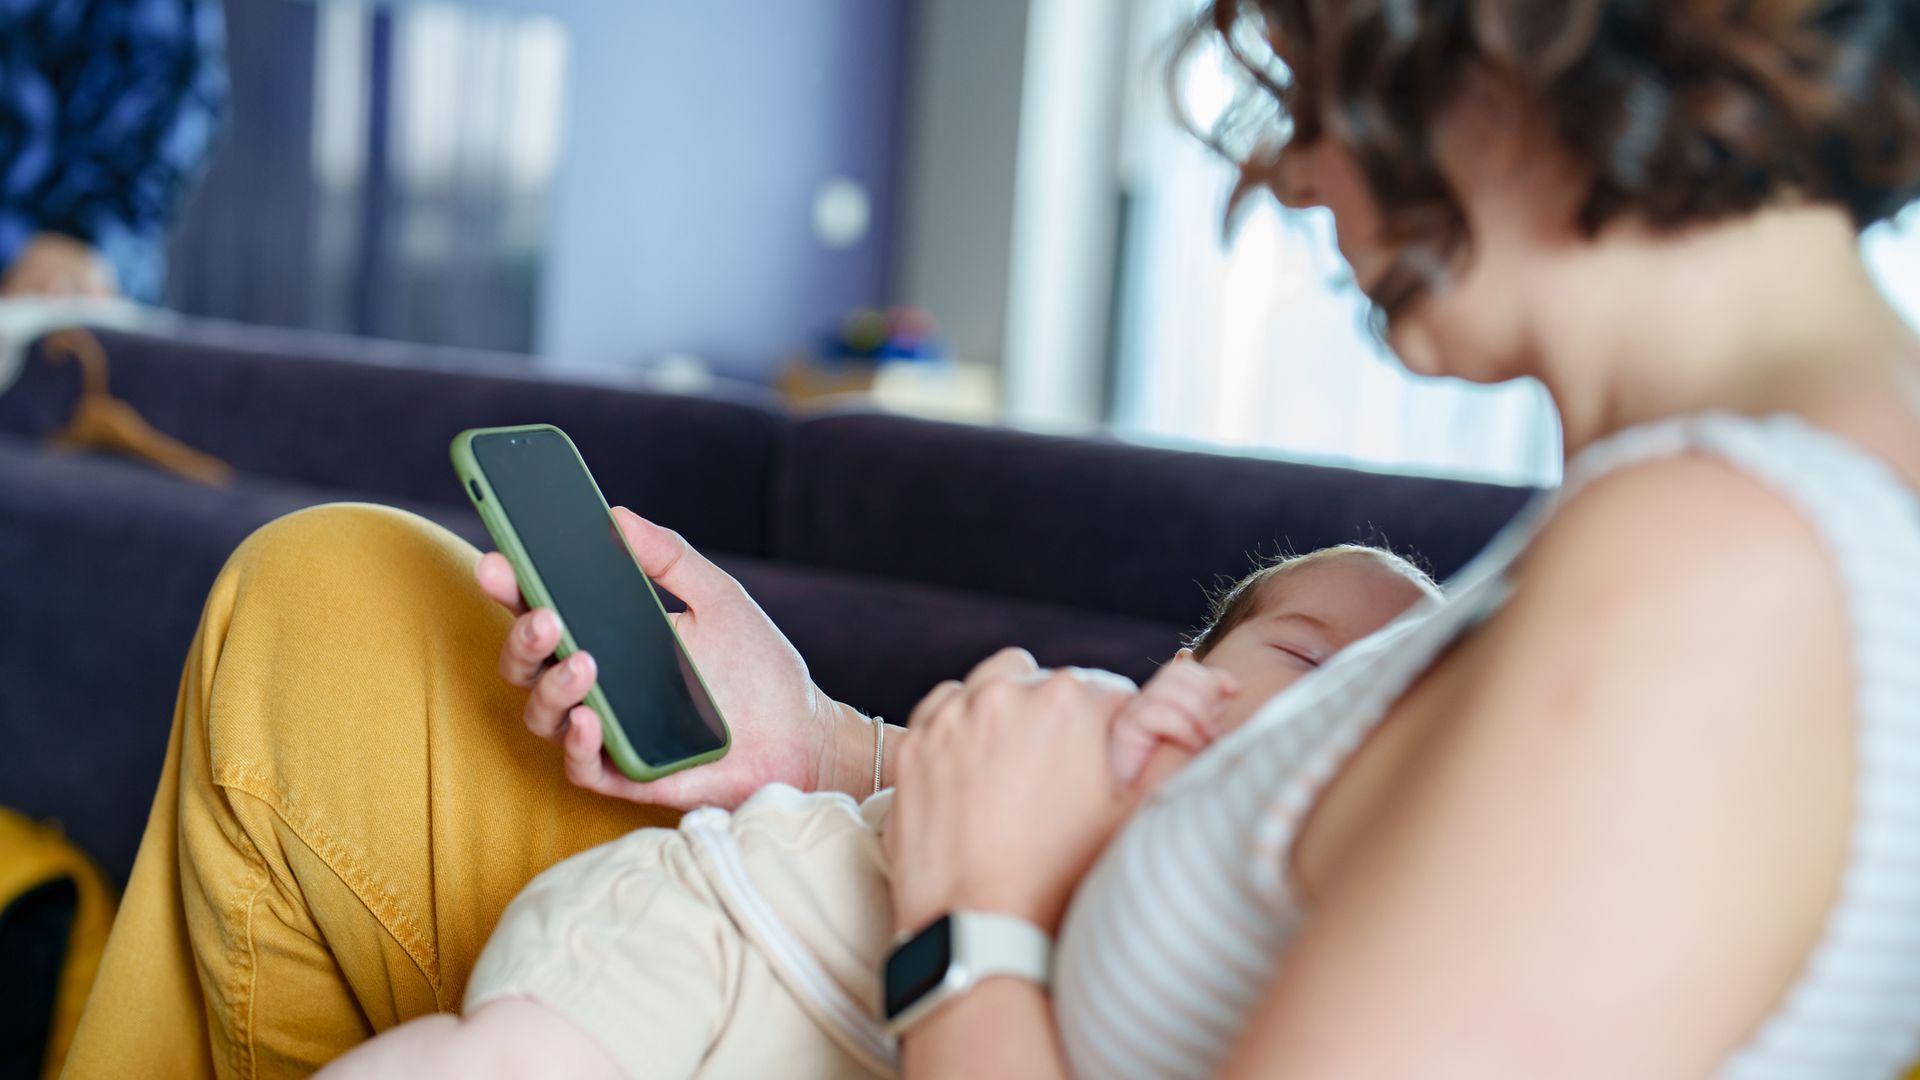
[{"x1": 1108, "y1": 657, "x2": 1238, "y2": 789}]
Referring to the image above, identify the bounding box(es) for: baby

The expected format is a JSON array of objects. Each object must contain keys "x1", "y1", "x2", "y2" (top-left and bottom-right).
[{"x1": 318, "y1": 545, "x2": 1439, "y2": 1079}]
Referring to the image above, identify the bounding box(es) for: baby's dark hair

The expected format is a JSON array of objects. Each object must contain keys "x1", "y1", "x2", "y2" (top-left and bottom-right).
[{"x1": 1187, "y1": 545, "x2": 1441, "y2": 659}]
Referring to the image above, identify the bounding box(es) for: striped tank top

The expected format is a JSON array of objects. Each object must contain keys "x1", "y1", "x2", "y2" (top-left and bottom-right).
[{"x1": 1052, "y1": 413, "x2": 1920, "y2": 1078}]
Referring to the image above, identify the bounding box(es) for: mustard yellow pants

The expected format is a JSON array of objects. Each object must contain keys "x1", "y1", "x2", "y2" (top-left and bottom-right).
[{"x1": 60, "y1": 504, "x2": 677, "y2": 1079}]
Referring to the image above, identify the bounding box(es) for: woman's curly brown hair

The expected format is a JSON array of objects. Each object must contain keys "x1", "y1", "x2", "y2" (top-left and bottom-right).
[{"x1": 1181, "y1": 0, "x2": 1920, "y2": 322}]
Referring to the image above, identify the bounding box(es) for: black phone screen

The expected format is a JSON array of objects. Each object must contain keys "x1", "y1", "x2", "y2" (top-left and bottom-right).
[{"x1": 472, "y1": 429, "x2": 727, "y2": 766}]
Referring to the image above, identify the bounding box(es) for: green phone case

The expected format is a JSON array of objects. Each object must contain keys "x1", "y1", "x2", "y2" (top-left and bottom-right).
[{"x1": 450, "y1": 424, "x2": 731, "y2": 782}]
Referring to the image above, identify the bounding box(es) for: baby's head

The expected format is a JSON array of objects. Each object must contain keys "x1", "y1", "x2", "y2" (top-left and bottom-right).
[{"x1": 1184, "y1": 546, "x2": 1440, "y2": 732}]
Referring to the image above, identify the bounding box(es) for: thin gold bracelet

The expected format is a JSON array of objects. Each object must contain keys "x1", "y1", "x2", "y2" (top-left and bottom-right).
[{"x1": 871, "y1": 716, "x2": 886, "y2": 796}]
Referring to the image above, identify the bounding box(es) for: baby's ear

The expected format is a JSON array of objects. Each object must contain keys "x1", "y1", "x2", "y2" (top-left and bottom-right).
[{"x1": 1174, "y1": 647, "x2": 1195, "y2": 661}]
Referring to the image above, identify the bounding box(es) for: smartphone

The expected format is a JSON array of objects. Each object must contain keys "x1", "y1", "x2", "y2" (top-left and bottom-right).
[{"x1": 451, "y1": 424, "x2": 730, "y2": 781}]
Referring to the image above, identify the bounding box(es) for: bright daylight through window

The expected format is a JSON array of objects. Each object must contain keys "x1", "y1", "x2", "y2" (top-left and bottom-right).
[{"x1": 1110, "y1": 1, "x2": 1920, "y2": 488}]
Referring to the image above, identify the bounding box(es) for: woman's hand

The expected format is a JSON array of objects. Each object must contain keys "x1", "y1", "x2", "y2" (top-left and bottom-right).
[
  {"x1": 885, "y1": 649, "x2": 1139, "y2": 936},
  {"x1": 477, "y1": 506, "x2": 860, "y2": 810}
]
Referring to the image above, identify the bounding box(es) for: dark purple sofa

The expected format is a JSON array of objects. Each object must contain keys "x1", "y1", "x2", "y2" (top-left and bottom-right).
[{"x1": 0, "y1": 322, "x2": 1538, "y2": 886}]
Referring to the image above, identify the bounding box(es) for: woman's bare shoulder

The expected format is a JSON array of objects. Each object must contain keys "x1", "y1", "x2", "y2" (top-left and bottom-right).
[
  {"x1": 1465, "y1": 450, "x2": 1851, "y2": 750},
  {"x1": 1225, "y1": 452, "x2": 1858, "y2": 1075},
  {"x1": 1526, "y1": 451, "x2": 1835, "y2": 608}
]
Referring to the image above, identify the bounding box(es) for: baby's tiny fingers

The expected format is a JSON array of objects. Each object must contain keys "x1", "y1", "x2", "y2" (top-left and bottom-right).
[
  {"x1": 1150, "y1": 655, "x2": 1231, "y2": 696},
  {"x1": 1114, "y1": 690, "x2": 1210, "y2": 745},
  {"x1": 1140, "y1": 668, "x2": 1230, "y2": 732}
]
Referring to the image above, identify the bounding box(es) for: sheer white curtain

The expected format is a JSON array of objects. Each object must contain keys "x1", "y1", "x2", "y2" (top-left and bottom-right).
[
  {"x1": 1109, "y1": 0, "x2": 1561, "y2": 486},
  {"x1": 305, "y1": 0, "x2": 567, "y2": 351},
  {"x1": 1867, "y1": 205, "x2": 1920, "y2": 332},
  {"x1": 1110, "y1": 1, "x2": 1920, "y2": 488}
]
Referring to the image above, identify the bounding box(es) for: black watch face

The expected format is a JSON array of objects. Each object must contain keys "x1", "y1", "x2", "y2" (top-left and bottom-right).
[{"x1": 884, "y1": 914, "x2": 955, "y2": 1021}]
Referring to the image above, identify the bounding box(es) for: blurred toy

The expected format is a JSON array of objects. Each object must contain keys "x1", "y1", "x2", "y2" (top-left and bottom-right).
[
  {"x1": 778, "y1": 305, "x2": 951, "y2": 407},
  {"x1": 821, "y1": 305, "x2": 946, "y2": 364}
]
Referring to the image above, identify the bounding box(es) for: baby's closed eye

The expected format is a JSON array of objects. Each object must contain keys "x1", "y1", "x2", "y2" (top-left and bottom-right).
[{"x1": 1265, "y1": 640, "x2": 1325, "y2": 668}]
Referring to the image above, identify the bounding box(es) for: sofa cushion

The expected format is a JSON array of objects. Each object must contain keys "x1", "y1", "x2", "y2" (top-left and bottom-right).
[
  {"x1": 0, "y1": 324, "x2": 788, "y2": 556},
  {"x1": 774, "y1": 411, "x2": 1541, "y2": 628},
  {"x1": 719, "y1": 556, "x2": 1185, "y2": 726}
]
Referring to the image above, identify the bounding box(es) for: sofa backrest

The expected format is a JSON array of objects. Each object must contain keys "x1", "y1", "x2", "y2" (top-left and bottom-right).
[
  {"x1": 0, "y1": 325, "x2": 789, "y2": 556},
  {"x1": 0, "y1": 319, "x2": 1541, "y2": 633},
  {"x1": 775, "y1": 411, "x2": 1539, "y2": 631}
]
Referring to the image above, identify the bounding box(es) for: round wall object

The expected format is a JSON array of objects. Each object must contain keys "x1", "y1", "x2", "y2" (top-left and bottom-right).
[{"x1": 813, "y1": 177, "x2": 872, "y2": 250}]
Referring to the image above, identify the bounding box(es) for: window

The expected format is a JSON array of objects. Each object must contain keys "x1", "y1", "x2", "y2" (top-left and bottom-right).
[
  {"x1": 1109, "y1": 1, "x2": 1920, "y2": 488},
  {"x1": 1867, "y1": 205, "x2": 1920, "y2": 332}
]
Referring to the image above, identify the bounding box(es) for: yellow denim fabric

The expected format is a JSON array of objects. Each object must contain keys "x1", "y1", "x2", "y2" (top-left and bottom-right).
[
  {"x1": 0, "y1": 807, "x2": 117, "y2": 1080},
  {"x1": 60, "y1": 504, "x2": 677, "y2": 1079}
]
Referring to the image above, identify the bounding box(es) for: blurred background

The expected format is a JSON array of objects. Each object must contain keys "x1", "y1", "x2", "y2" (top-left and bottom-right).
[{"x1": 147, "y1": 0, "x2": 1920, "y2": 485}]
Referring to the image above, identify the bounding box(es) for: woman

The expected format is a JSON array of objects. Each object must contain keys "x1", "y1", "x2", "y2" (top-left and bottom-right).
[{"x1": 65, "y1": 0, "x2": 1920, "y2": 1077}]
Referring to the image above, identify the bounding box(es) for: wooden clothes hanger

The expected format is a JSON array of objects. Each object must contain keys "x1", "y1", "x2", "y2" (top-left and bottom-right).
[{"x1": 42, "y1": 328, "x2": 234, "y2": 488}]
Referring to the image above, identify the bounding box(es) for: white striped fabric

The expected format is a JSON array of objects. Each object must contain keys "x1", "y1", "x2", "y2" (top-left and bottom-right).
[{"x1": 1052, "y1": 413, "x2": 1920, "y2": 1079}]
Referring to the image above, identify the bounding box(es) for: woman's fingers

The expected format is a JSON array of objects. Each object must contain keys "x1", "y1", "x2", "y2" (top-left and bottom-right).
[
  {"x1": 560, "y1": 706, "x2": 611, "y2": 788},
  {"x1": 499, "y1": 608, "x2": 565, "y2": 687},
  {"x1": 524, "y1": 651, "x2": 597, "y2": 740},
  {"x1": 558, "y1": 708, "x2": 707, "y2": 806},
  {"x1": 894, "y1": 650, "x2": 1043, "y2": 742},
  {"x1": 561, "y1": 706, "x2": 665, "y2": 800},
  {"x1": 611, "y1": 507, "x2": 741, "y2": 619},
  {"x1": 1055, "y1": 666, "x2": 1139, "y2": 699},
  {"x1": 475, "y1": 552, "x2": 528, "y2": 614},
  {"x1": 962, "y1": 647, "x2": 1040, "y2": 690},
  {"x1": 909, "y1": 680, "x2": 965, "y2": 729}
]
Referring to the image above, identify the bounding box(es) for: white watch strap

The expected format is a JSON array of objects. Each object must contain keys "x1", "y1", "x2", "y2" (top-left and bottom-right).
[
  {"x1": 953, "y1": 910, "x2": 1052, "y2": 988},
  {"x1": 885, "y1": 910, "x2": 1054, "y2": 1036}
]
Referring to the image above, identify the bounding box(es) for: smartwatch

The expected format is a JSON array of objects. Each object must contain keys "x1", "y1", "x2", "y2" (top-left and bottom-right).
[{"x1": 881, "y1": 910, "x2": 1053, "y2": 1035}]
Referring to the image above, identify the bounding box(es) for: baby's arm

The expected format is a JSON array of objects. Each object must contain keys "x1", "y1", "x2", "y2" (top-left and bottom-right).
[
  {"x1": 1107, "y1": 657, "x2": 1238, "y2": 791},
  {"x1": 314, "y1": 997, "x2": 624, "y2": 1080}
]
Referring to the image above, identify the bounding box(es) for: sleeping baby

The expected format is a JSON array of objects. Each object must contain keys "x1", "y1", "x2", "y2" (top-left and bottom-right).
[{"x1": 318, "y1": 544, "x2": 1439, "y2": 1080}]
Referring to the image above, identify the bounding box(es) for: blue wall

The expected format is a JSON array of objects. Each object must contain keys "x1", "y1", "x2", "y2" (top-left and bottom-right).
[
  {"x1": 532, "y1": 0, "x2": 908, "y2": 377},
  {"x1": 171, "y1": 0, "x2": 910, "y2": 380}
]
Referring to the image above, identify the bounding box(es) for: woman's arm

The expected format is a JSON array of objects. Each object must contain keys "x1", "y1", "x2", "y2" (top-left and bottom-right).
[
  {"x1": 818, "y1": 706, "x2": 912, "y2": 797},
  {"x1": 1217, "y1": 458, "x2": 1853, "y2": 1078},
  {"x1": 883, "y1": 650, "x2": 1142, "y2": 1080},
  {"x1": 901, "y1": 982, "x2": 1071, "y2": 1080}
]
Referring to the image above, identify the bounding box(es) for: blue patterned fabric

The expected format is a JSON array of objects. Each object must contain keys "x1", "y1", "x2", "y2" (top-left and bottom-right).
[{"x1": 0, "y1": 0, "x2": 227, "y2": 301}]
